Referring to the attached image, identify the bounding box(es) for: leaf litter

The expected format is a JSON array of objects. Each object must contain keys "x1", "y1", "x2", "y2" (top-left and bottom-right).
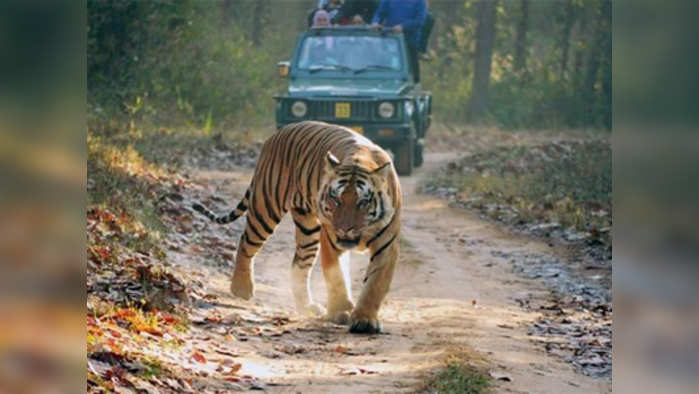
[
  {"x1": 496, "y1": 250, "x2": 611, "y2": 378},
  {"x1": 87, "y1": 138, "x2": 268, "y2": 392},
  {"x1": 88, "y1": 136, "x2": 377, "y2": 392}
]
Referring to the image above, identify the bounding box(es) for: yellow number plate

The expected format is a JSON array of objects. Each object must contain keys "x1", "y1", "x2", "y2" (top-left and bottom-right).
[
  {"x1": 349, "y1": 126, "x2": 364, "y2": 134},
  {"x1": 335, "y1": 102, "x2": 351, "y2": 118}
]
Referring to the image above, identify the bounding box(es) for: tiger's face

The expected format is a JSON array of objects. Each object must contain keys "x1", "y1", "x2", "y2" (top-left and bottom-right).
[{"x1": 318, "y1": 152, "x2": 393, "y2": 249}]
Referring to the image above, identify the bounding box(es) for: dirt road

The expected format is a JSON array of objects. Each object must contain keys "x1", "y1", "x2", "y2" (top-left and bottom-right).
[{"x1": 175, "y1": 151, "x2": 611, "y2": 393}]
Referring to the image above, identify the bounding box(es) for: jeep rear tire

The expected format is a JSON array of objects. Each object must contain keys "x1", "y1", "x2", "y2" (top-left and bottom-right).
[
  {"x1": 414, "y1": 142, "x2": 424, "y2": 168},
  {"x1": 394, "y1": 138, "x2": 414, "y2": 176}
]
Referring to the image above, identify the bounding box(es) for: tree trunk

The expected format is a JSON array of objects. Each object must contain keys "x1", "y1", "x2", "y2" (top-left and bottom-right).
[
  {"x1": 220, "y1": 0, "x2": 233, "y2": 27},
  {"x1": 514, "y1": 0, "x2": 529, "y2": 73},
  {"x1": 251, "y1": 0, "x2": 267, "y2": 47},
  {"x1": 468, "y1": 0, "x2": 498, "y2": 121},
  {"x1": 573, "y1": 6, "x2": 588, "y2": 84},
  {"x1": 599, "y1": 0, "x2": 612, "y2": 129},
  {"x1": 559, "y1": 0, "x2": 575, "y2": 80},
  {"x1": 582, "y1": 0, "x2": 611, "y2": 126},
  {"x1": 436, "y1": 0, "x2": 462, "y2": 31}
]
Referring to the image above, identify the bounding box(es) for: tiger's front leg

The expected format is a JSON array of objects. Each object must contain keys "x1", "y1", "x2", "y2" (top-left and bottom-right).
[
  {"x1": 230, "y1": 208, "x2": 281, "y2": 299},
  {"x1": 320, "y1": 227, "x2": 355, "y2": 325},
  {"x1": 290, "y1": 210, "x2": 325, "y2": 317},
  {"x1": 350, "y1": 231, "x2": 399, "y2": 334}
]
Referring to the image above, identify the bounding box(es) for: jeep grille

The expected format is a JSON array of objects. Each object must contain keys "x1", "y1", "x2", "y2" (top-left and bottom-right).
[{"x1": 310, "y1": 100, "x2": 372, "y2": 121}]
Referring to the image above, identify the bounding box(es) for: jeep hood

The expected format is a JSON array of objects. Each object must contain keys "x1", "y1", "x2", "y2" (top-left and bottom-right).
[{"x1": 288, "y1": 78, "x2": 412, "y2": 97}]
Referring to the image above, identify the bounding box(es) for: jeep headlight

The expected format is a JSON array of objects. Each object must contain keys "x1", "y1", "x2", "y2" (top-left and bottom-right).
[
  {"x1": 290, "y1": 101, "x2": 308, "y2": 117},
  {"x1": 404, "y1": 100, "x2": 414, "y2": 117},
  {"x1": 378, "y1": 101, "x2": 395, "y2": 118}
]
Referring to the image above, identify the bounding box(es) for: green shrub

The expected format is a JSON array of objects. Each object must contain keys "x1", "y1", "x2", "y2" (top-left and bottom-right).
[
  {"x1": 427, "y1": 362, "x2": 492, "y2": 394},
  {"x1": 88, "y1": 0, "x2": 290, "y2": 129}
]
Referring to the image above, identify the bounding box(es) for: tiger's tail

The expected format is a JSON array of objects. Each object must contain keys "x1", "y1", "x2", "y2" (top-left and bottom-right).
[{"x1": 192, "y1": 189, "x2": 250, "y2": 224}]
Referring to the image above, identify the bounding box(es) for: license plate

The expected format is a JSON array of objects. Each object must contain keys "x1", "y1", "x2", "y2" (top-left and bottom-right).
[
  {"x1": 335, "y1": 102, "x2": 351, "y2": 118},
  {"x1": 349, "y1": 126, "x2": 364, "y2": 134}
]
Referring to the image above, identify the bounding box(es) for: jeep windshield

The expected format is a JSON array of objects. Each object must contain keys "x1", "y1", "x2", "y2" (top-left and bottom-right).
[{"x1": 296, "y1": 35, "x2": 404, "y2": 73}]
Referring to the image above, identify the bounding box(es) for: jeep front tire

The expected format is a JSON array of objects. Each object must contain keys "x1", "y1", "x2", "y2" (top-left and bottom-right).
[
  {"x1": 414, "y1": 142, "x2": 424, "y2": 168},
  {"x1": 394, "y1": 138, "x2": 414, "y2": 176}
]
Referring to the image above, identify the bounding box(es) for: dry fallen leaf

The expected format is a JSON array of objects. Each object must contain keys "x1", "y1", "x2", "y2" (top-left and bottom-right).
[
  {"x1": 489, "y1": 371, "x2": 512, "y2": 382},
  {"x1": 192, "y1": 351, "x2": 207, "y2": 363},
  {"x1": 215, "y1": 348, "x2": 240, "y2": 358},
  {"x1": 339, "y1": 367, "x2": 359, "y2": 376},
  {"x1": 334, "y1": 345, "x2": 350, "y2": 353},
  {"x1": 227, "y1": 363, "x2": 242, "y2": 375},
  {"x1": 339, "y1": 367, "x2": 377, "y2": 376}
]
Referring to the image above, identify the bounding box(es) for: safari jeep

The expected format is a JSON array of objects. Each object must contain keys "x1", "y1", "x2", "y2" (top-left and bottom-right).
[{"x1": 274, "y1": 26, "x2": 432, "y2": 176}]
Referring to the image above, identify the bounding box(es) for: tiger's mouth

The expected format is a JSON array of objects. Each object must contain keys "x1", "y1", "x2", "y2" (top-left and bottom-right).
[{"x1": 337, "y1": 237, "x2": 360, "y2": 249}]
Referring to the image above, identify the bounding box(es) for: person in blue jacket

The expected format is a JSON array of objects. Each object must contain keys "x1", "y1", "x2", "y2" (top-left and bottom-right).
[{"x1": 370, "y1": 0, "x2": 426, "y2": 82}]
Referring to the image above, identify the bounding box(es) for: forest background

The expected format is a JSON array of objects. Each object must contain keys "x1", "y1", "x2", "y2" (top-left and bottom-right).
[{"x1": 88, "y1": 0, "x2": 612, "y2": 131}]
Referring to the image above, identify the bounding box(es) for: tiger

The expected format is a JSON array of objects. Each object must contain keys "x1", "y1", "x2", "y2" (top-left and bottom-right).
[{"x1": 192, "y1": 121, "x2": 401, "y2": 334}]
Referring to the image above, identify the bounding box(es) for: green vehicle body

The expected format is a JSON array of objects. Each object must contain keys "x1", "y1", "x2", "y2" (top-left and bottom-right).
[{"x1": 274, "y1": 27, "x2": 432, "y2": 175}]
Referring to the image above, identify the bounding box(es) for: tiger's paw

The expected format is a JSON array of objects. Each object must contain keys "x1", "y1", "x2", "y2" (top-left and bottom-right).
[
  {"x1": 349, "y1": 313, "x2": 382, "y2": 334},
  {"x1": 308, "y1": 302, "x2": 326, "y2": 317},
  {"x1": 327, "y1": 310, "x2": 351, "y2": 325},
  {"x1": 298, "y1": 302, "x2": 326, "y2": 317},
  {"x1": 326, "y1": 299, "x2": 354, "y2": 325},
  {"x1": 230, "y1": 273, "x2": 254, "y2": 300}
]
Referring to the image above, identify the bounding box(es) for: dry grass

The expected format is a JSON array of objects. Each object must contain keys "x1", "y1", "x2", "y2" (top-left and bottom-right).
[
  {"x1": 422, "y1": 348, "x2": 492, "y2": 394},
  {"x1": 423, "y1": 136, "x2": 611, "y2": 248}
]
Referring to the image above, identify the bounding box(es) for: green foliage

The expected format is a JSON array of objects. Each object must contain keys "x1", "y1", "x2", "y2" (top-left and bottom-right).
[
  {"x1": 87, "y1": 131, "x2": 168, "y2": 248},
  {"x1": 427, "y1": 361, "x2": 492, "y2": 394},
  {"x1": 88, "y1": 0, "x2": 611, "y2": 130},
  {"x1": 88, "y1": 0, "x2": 298, "y2": 129},
  {"x1": 425, "y1": 0, "x2": 611, "y2": 129}
]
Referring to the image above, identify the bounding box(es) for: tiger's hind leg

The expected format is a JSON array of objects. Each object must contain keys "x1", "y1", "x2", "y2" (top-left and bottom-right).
[
  {"x1": 320, "y1": 226, "x2": 354, "y2": 325},
  {"x1": 230, "y1": 207, "x2": 282, "y2": 299},
  {"x1": 290, "y1": 210, "x2": 324, "y2": 317}
]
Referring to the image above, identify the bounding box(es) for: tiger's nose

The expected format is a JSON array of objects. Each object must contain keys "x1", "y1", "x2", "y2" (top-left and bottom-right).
[{"x1": 337, "y1": 228, "x2": 357, "y2": 238}]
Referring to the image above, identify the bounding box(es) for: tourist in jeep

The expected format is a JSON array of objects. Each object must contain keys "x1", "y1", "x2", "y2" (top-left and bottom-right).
[
  {"x1": 370, "y1": 0, "x2": 426, "y2": 81},
  {"x1": 333, "y1": 0, "x2": 378, "y2": 25},
  {"x1": 308, "y1": 0, "x2": 343, "y2": 28},
  {"x1": 312, "y1": 9, "x2": 331, "y2": 28}
]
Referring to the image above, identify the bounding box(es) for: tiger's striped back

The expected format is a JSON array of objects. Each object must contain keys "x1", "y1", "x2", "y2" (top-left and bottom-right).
[
  {"x1": 194, "y1": 121, "x2": 396, "y2": 226},
  {"x1": 252, "y1": 121, "x2": 392, "y2": 216}
]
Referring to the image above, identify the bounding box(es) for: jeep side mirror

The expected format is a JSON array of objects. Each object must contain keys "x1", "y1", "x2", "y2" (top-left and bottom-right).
[{"x1": 277, "y1": 61, "x2": 290, "y2": 78}]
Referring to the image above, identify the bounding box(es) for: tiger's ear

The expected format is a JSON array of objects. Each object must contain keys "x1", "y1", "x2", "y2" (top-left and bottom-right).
[
  {"x1": 325, "y1": 151, "x2": 340, "y2": 173},
  {"x1": 371, "y1": 161, "x2": 392, "y2": 177}
]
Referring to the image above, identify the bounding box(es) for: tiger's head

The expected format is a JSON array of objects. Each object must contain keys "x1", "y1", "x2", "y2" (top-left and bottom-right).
[{"x1": 318, "y1": 151, "x2": 394, "y2": 249}]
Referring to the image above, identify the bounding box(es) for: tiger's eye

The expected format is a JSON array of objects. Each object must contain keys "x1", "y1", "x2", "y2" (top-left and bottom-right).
[{"x1": 327, "y1": 194, "x2": 340, "y2": 208}]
